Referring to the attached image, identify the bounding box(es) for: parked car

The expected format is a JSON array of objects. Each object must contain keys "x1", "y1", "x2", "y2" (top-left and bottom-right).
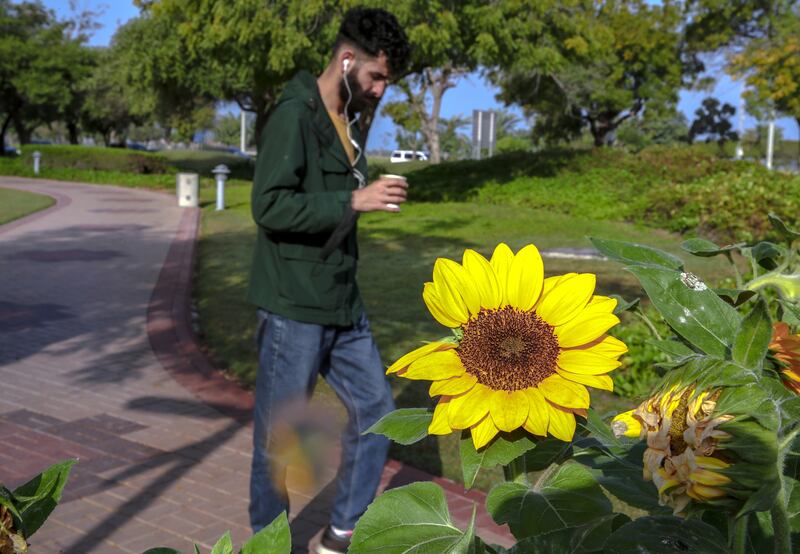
[
  {"x1": 3, "y1": 145, "x2": 20, "y2": 156},
  {"x1": 390, "y1": 149, "x2": 428, "y2": 163}
]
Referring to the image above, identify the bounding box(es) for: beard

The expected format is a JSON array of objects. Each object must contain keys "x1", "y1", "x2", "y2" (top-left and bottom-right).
[{"x1": 339, "y1": 68, "x2": 379, "y2": 115}]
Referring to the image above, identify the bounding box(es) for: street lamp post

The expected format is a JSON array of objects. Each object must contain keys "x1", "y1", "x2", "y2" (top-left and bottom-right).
[{"x1": 212, "y1": 164, "x2": 230, "y2": 211}]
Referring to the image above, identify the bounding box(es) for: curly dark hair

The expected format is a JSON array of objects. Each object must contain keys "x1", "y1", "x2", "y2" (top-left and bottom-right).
[{"x1": 334, "y1": 7, "x2": 410, "y2": 77}]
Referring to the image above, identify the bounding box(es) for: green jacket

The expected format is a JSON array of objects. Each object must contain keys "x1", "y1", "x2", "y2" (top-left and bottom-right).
[{"x1": 248, "y1": 71, "x2": 369, "y2": 327}]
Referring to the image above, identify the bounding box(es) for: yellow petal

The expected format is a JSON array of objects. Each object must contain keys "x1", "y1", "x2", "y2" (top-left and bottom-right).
[
  {"x1": 611, "y1": 409, "x2": 642, "y2": 438},
  {"x1": 423, "y1": 282, "x2": 463, "y2": 328},
  {"x1": 523, "y1": 387, "x2": 549, "y2": 436},
  {"x1": 437, "y1": 258, "x2": 482, "y2": 317},
  {"x1": 555, "y1": 312, "x2": 621, "y2": 348},
  {"x1": 429, "y1": 373, "x2": 478, "y2": 397},
  {"x1": 471, "y1": 414, "x2": 500, "y2": 449},
  {"x1": 584, "y1": 335, "x2": 628, "y2": 358},
  {"x1": 556, "y1": 368, "x2": 614, "y2": 391},
  {"x1": 403, "y1": 350, "x2": 465, "y2": 380},
  {"x1": 490, "y1": 243, "x2": 514, "y2": 305},
  {"x1": 429, "y1": 399, "x2": 453, "y2": 435},
  {"x1": 546, "y1": 402, "x2": 576, "y2": 441},
  {"x1": 506, "y1": 244, "x2": 544, "y2": 311},
  {"x1": 537, "y1": 374, "x2": 590, "y2": 409},
  {"x1": 695, "y1": 456, "x2": 730, "y2": 470},
  {"x1": 692, "y1": 469, "x2": 730, "y2": 487},
  {"x1": 431, "y1": 262, "x2": 471, "y2": 325},
  {"x1": 588, "y1": 295, "x2": 617, "y2": 309},
  {"x1": 448, "y1": 384, "x2": 492, "y2": 429},
  {"x1": 689, "y1": 484, "x2": 727, "y2": 500},
  {"x1": 489, "y1": 390, "x2": 529, "y2": 432},
  {"x1": 462, "y1": 249, "x2": 501, "y2": 310},
  {"x1": 537, "y1": 273, "x2": 596, "y2": 327},
  {"x1": 537, "y1": 274, "x2": 574, "y2": 307},
  {"x1": 558, "y1": 349, "x2": 621, "y2": 375},
  {"x1": 387, "y1": 341, "x2": 456, "y2": 374}
]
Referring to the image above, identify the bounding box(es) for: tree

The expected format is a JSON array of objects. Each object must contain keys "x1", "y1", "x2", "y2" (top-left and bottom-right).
[
  {"x1": 0, "y1": 1, "x2": 82, "y2": 150},
  {"x1": 616, "y1": 109, "x2": 689, "y2": 150},
  {"x1": 79, "y1": 48, "x2": 143, "y2": 146},
  {"x1": 688, "y1": 97, "x2": 738, "y2": 147},
  {"x1": 111, "y1": 14, "x2": 218, "y2": 142},
  {"x1": 212, "y1": 113, "x2": 255, "y2": 149},
  {"x1": 135, "y1": 0, "x2": 346, "y2": 150},
  {"x1": 378, "y1": 1, "x2": 514, "y2": 163},
  {"x1": 437, "y1": 115, "x2": 470, "y2": 160},
  {"x1": 728, "y1": 16, "x2": 800, "y2": 159},
  {"x1": 494, "y1": 0, "x2": 697, "y2": 147}
]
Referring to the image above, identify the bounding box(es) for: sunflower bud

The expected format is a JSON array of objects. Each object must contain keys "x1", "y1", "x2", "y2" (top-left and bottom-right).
[
  {"x1": 769, "y1": 322, "x2": 800, "y2": 395},
  {"x1": 612, "y1": 384, "x2": 779, "y2": 515}
]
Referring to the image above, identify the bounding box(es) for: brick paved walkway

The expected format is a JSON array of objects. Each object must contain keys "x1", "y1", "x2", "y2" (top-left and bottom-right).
[{"x1": 0, "y1": 177, "x2": 513, "y2": 553}]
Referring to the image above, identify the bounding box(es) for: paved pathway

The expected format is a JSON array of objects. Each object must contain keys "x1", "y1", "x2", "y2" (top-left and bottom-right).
[{"x1": 0, "y1": 177, "x2": 513, "y2": 553}]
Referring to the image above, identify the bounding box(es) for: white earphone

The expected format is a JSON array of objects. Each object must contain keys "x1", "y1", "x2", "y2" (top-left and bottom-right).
[{"x1": 343, "y1": 59, "x2": 350, "y2": 72}]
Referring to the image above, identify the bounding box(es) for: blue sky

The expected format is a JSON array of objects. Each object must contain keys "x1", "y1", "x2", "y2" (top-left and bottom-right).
[{"x1": 40, "y1": 0, "x2": 799, "y2": 149}]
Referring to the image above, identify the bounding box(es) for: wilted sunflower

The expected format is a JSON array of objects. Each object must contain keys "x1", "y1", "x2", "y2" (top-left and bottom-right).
[
  {"x1": 612, "y1": 386, "x2": 734, "y2": 514},
  {"x1": 387, "y1": 243, "x2": 626, "y2": 449},
  {"x1": 769, "y1": 322, "x2": 800, "y2": 395}
]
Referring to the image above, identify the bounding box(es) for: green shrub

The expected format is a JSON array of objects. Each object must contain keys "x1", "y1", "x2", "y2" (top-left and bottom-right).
[
  {"x1": 20, "y1": 145, "x2": 171, "y2": 174},
  {"x1": 643, "y1": 164, "x2": 800, "y2": 242}
]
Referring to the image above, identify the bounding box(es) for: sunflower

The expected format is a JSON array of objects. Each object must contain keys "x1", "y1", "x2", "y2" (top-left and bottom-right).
[
  {"x1": 612, "y1": 386, "x2": 733, "y2": 514},
  {"x1": 387, "y1": 243, "x2": 627, "y2": 449},
  {"x1": 769, "y1": 322, "x2": 800, "y2": 395}
]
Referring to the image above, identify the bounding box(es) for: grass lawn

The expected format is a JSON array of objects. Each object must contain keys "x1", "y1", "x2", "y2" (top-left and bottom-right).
[
  {"x1": 195, "y1": 182, "x2": 734, "y2": 489},
  {"x1": 0, "y1": 187, "x2": 55, "y2": 225}
]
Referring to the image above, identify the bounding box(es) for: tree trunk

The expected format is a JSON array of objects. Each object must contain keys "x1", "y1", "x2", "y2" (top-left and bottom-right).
[
  {"x1": 796, "y1": 118, "x2": 800, "y2": 167},
  {"x1": 0, "y1": 114, "x2": 12, "y2": 157},
  {"x1": 67, "y1": 121, "x2": 79, "y2": 145},
  {"x1": 13, "y1": 116, "x2": 32, "y2": 145}
]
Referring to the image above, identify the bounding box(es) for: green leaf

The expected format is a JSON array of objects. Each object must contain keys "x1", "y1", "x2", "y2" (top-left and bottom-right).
[
  {"x1": 485, "y1": 462, "x2": 612, "y2": 540},
  {"x1": 12, "y1": 459, "x2": 76, "y2": 537},
  {"x1": 240, "y1": 511, "x2": 291, "y2": 554},
  {"x1": 349, "y1": 482, "x2": 470, "y2": 553},
  {"x1": 524, "y1": 439, "x2": 573, "y2": 472},
  {"x1": 501, "y1": 514, "x2": 626, "y2": 553},
  {"x1": 590, "y1": 237, "x2": 683, "y2": 270},
  {"x1": 714, "y1": 287, "x2": 757, "y2": 307},
  {"x1": 142, "y1": 549, "x2": 183, "y2": 554},
  {"x1": 609, "y1": 294, "x2": 639, "y2": 315},
  {"x1": 604, "y1": 516, "x2": 728, "y2": 553},
  {"x1": 459, "y1": 430, "x2": 539, "y2": 489},
  {"x1": 769, "y1": 212, "x2": 800, "y2": 242},
  {"x1": 751, "y1": 241, "x2": 784, "y2": 270},
  {"x1": 647, "y1": 339, "x2": 696, "y2": 359},
  {"x1": 626, "y1": 265, "x2": 740, "y2": 358},
  {"x1": 732, "y1": 298, "x2": 772, "y2": 370},
  {"x1": 780, "y1": 301, "x2": 800, "y2": 326},
  {"x1": 210, "y1": 531, "x2": 233, "y2": 554},
  {"x1": 681, "y1": 237, "x2": 743, "y2": 257},
  {"x1": 365, "y1": 408, "x2": 432, "y2": 445}
]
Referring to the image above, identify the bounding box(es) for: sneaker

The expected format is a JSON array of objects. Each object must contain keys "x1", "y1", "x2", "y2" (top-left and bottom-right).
[{"x1": 316, "y1": 525, "x2": 352, "y2": 554}]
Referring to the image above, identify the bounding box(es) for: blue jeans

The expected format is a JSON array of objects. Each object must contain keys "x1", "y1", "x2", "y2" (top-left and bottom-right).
[{"x1": 249, "y1": 309, "x2": 394, "y2": 532}]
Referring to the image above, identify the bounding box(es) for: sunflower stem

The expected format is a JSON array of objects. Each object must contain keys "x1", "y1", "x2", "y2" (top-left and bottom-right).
[
  {"x1": 730, "y1": 514, "x2": 748, "y2": 554},
  {"x1": 503, "y1": 455, "x2": 528, "y2": 485},
  {"x1": 771, "y1": 487, "x2": 792, "y2": 554},
  {"x1": 725, "y1": 251, "x2": 744, "y2": 289},
  {"x1": 634, "y1": 307, "x2": 663, "y2": 341}
]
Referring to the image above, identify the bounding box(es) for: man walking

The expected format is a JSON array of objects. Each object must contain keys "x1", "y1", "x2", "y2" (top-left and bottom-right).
[{"x1": 247, "y1": 8, "x2": 411, "y2": 554}]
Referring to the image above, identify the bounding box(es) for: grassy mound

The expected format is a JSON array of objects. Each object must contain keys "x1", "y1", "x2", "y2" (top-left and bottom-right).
[{"x1": 20, "y1": 145, "x2": 170, "y2": 174}]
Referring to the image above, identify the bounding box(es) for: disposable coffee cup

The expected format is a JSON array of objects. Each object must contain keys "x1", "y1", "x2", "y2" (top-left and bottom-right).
[{"x1": 380, "y1": 174, "x2": 407, "y2": 211}]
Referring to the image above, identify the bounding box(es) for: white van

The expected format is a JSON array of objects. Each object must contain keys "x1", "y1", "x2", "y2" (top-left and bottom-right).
[{"x1": 390, "y1": 150, "x2": 428, "y2": 163}]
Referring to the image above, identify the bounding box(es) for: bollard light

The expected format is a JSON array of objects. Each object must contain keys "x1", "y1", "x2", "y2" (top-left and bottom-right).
[
  {"x1": 212, "y1": 164, "x2": 230, "y2": 211},
  {"x1": 32, "y1": 151, "x2": 41, "y2": 175}
]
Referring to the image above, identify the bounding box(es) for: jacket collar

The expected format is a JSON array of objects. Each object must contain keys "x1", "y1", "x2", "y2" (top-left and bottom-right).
[{"x1": 283, "y1": 70, "x2": 367, "y2": 175}]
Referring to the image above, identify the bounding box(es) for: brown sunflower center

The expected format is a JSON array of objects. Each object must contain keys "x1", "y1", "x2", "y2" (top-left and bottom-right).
[
  {"x1": 667, "y1": 389, "x2": 692, "y2": 455},
  {"x1": 456, "y1": 306, "x2": 560, "y2": 391}
]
